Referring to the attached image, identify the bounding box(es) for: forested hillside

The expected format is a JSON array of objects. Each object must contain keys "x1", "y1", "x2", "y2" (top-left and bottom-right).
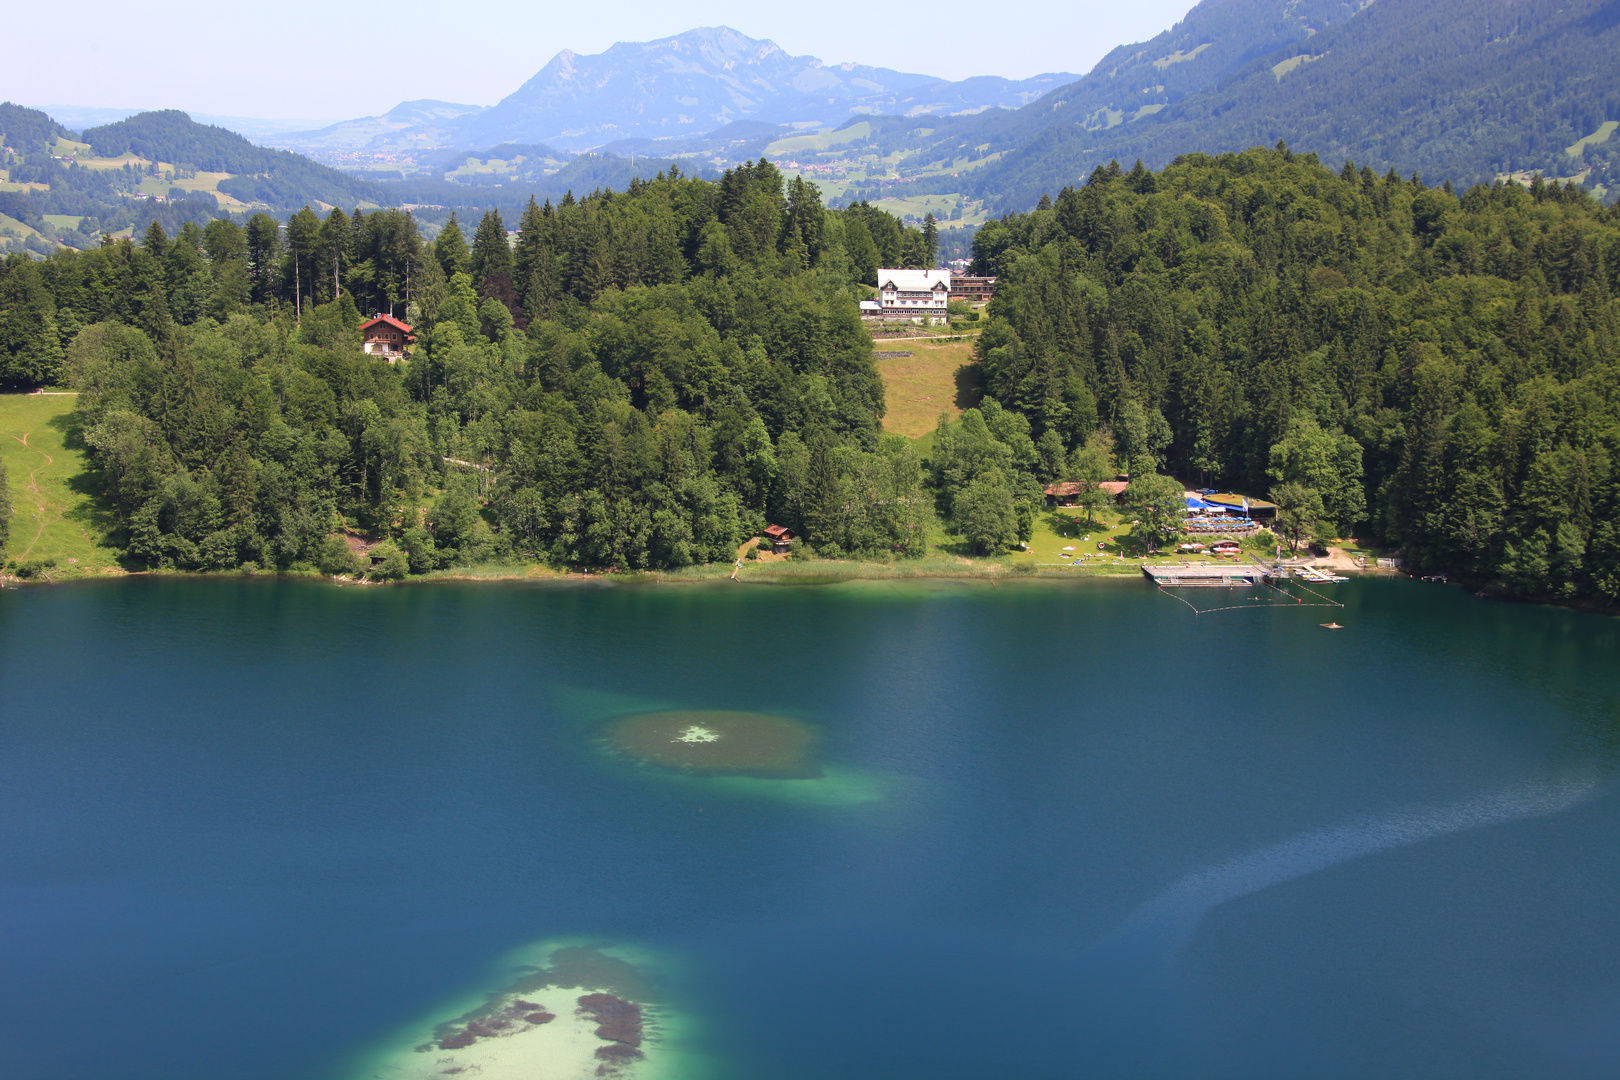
[
  {"x1": 852, "y1": 0, "x2": 1620, "y2": 213},
  {"x1": 967, "y1": 147, "x2": 1620, "y2": 604},
  {"x1": 81, "y1": 110, "x2": 385, "y2": 208},
  {"x1": 0, "y1": 163, "x2": 932, "y2": 574},
  {"x1": 1, "y1": 134, "x2": 1616, "y2": 607}
]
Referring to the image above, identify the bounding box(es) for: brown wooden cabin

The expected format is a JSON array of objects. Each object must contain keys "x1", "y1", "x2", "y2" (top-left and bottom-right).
[
  {"x1": 360, "y1": 313, "x2": 415, "y2": 359},
  {"x1": 763, "y1": 524, "x2": 796, "y2": 553}
]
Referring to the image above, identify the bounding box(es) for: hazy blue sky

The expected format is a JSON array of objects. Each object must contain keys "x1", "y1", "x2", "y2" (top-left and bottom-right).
[{"x1": 6, "y1": 0, "x2": 1196, "y2": 123}]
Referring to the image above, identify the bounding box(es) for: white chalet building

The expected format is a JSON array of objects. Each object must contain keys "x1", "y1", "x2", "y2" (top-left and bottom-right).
[{"x1": 876, "y1": 268, "x2": 951, "y2": 323}]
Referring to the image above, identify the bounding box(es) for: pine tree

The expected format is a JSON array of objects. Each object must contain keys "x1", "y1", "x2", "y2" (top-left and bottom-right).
[
  {"x1": 318, "y1": 207, "x2": 352, "y2": 303},
  {"x1": 803, "y1": 431, "x2": 843, "y2": 552},
  {"x1": 141, "y1": 220, "x2": 170, "y2": 261},
  {"x1": 0, "y1": 256, "x2": 63, "y2": 387},
  {"x1": 921, "y1": 213, "x2": 939, "y2": 268},
  {"x1": 285, "y1": 206, "x2": 321, "y2": 320},
  {"x1": 244, "y1": 213, "x2": 282, "y2": 306},
  {"x1": 511, "y1": 198, "x2": 550, "y2": 321},
  {"x1": 468, "y1": 210, "x2": 514, "y2": 298},
  {"x1": 434, "y1": 211, "x2": 471, "y2": 278}
]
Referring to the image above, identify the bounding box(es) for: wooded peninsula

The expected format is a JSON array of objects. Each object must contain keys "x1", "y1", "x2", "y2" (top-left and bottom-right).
[{"x1": 1, "y1": 146, "x2": 1617, "y2": 609}]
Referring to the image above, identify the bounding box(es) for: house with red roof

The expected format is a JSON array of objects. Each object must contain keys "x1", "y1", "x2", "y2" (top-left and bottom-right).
[
  {"x1": 360, "y1": 313, "x2": 414, "y2": 359},
  {"x1": 762, "y1": 524, "x2": 796, "y2": 553}
]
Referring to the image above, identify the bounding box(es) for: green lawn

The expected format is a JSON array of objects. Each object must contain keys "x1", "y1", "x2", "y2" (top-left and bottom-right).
[
  {"x1": 1, "y1": 394, "x2": 126, "y2": 578},
  {"x1": 1006, "y1": 508, "x2": 1142, "y2": 569}
]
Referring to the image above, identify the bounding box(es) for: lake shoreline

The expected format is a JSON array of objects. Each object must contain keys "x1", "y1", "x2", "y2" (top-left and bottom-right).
[
  {"x1": 16, "y1": 551, "x2": 1612, "y2": 620},
  {"x1": 0, "y1": 555, "x2": 1385, "y2": 588}
]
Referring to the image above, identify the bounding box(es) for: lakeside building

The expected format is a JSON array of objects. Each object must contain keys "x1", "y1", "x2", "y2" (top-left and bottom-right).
[
  {"x1": 361, "y1": 314, "x2": 415, "y2": 359},
  {"x1": 949, "y1": 275, "x2": 997, "y2": 303},
  {"x1": 762, "y1": 525, "x2": 796, "y2": 553},
  {"x1": 876, "y1": 269, "x2": 951, "y2": 324}
]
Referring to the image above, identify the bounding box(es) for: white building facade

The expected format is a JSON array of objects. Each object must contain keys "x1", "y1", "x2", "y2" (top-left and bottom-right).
[{"x1": 876, "y1": 269, "x2": 951, "y2": 323}]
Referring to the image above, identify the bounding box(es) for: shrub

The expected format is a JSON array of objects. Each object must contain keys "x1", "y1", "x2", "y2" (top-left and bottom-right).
[
  {"x1": 368, "y1": 544, "x2": 409, "y2": 581},
  {"x1": 316, "y1": 534, "x2": 365, "y2": 576}
]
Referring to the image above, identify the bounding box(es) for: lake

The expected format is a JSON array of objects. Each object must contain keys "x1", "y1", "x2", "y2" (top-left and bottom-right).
[{"x1": 1, "y1": 575, "x2": 1617, "y2": 1079}]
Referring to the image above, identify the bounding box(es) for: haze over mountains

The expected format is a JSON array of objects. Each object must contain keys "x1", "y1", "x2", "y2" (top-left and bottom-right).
[
  {"x1": 4, "y1": 0, "x2": 1616, "y2": 253},
  {"x1": 268, "y1": 27, "x2": 1077, "y2": 157}
]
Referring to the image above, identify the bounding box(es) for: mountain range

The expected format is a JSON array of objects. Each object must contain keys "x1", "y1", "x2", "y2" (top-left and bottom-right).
[
  {"x1": 5, "y1": 0, "x2": 1617, "y2": 254},
  {"x1": 266, "y1": 26, "x2": 1076, "y2": 156},
  {"x1": 883, "y1": 0, "x2": 1620, "y2": 209}
]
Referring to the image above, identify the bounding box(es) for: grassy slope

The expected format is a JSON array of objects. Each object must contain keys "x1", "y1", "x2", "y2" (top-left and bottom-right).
[
  {"x1": 0, "y1": 394, "x2": 126, "y2": 577},
  {"x1": 875, "y1": 338, "x2": 979, "y2": 437}
]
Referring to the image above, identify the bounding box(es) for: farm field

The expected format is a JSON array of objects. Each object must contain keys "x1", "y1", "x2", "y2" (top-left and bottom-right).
[
  {"x1": 0, "y1": 213, "x2": 42, "y2": 239},
  {"x1": 868, "y1": 192, "x2": 986, "y2": 225},
  {"x1": 0, "y1": 394, "x2": 125, "y2": 578}
]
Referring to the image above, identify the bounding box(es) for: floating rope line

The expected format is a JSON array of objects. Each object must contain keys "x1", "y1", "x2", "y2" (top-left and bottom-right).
[{"x1": 1155, "y1": 576, "x2": 1345, "y2": 615}]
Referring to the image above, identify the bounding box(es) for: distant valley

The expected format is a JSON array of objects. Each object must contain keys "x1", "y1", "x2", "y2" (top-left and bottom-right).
[{"x1": 4, "y1": 0, "x2": 1617, "y2": 258}]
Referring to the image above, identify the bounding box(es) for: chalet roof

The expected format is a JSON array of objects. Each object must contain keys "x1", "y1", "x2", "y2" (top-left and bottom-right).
[
  {"x1": 360, "y1": 313, "x2": 413, "y2": 335},
  {"x1": 1098, "y1": 481, "x2": 1129, "y2": 495},
  {"x1": 877, "y1": 269, "x2": 951, "y2": 292},
  {"x1": 763, "y1": 524, "x2": 793, "y2": 539}
]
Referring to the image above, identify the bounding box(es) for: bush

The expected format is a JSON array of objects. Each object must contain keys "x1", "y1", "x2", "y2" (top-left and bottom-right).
[
  {"x1": 400, "y1": 527, "x2": 445, "y2": 574},
  {"x1": 316, "y1": 534, "x2": 365, "y2": 576},
  {"x1": 368, "y1": 544, "x2": 409, "y2": 581}
]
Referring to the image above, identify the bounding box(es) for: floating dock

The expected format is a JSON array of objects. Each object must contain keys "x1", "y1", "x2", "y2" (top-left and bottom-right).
[{"x1": 1143, "y1": 564, "x2": 1269, "y2": 587}]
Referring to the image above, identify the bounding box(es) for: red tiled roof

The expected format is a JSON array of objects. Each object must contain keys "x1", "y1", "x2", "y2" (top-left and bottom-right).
[
  {"x1": 763, "y1": 524, "x2": 793, "y2": 539},
  {"x1": 1098, "y1": 481, "x2": 1129, "y2": 495},
  {"x1": 360, "y1": 314, "x2": 413, "y2": 334}
]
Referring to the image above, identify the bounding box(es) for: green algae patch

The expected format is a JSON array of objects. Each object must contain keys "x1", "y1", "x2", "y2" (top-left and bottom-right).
[{"x1": 609, "y1": 710, "x2": 821, "y2": 779}]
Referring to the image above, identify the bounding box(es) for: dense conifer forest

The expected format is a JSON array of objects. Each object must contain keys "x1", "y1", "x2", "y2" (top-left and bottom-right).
[
  {"x1": 1, "y1": 145, "x2": 1617, "y2": 608},
  {"x1": 968, "y1": 146, "x2": 1620, "y2": 605}
]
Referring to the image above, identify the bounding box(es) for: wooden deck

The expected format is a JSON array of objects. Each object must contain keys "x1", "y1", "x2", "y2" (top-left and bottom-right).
[{"x1": 1143, "y1": 564, "x2": 1266, "y2": 586}]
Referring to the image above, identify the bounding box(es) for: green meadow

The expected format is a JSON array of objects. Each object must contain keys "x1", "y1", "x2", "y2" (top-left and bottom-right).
[{"x1": 0, "y1": 393, "x2": 125, "y2": 578}]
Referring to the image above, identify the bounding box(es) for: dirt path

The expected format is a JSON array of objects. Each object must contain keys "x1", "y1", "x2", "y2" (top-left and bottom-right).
[
  {"x1": 6, "y1": 430, "x2": 55, "y2": 561},
  {"x1": 730, "y1": 537, "x2": 760, "y2": 580}
]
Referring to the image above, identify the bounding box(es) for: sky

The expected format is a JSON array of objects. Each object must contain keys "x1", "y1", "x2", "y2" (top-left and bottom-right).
[{"x1": 5, "y1": 0, "x2": 1196, "y2": 124}]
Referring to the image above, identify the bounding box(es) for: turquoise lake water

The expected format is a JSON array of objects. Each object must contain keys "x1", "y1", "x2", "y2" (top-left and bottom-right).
[{"x1": 1, "y1": 575, "x2": 1617, "y2": 1079}]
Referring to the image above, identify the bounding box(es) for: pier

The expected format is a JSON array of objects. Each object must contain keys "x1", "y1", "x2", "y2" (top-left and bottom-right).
[{"x1": 1143, "y1": 563, "x2": 1274, "y2": 586}]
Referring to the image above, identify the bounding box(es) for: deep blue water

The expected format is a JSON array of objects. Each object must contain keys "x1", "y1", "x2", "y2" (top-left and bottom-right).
[{"x1": 1, "y1": 575, "x2": 1618, "y2": 1079}]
